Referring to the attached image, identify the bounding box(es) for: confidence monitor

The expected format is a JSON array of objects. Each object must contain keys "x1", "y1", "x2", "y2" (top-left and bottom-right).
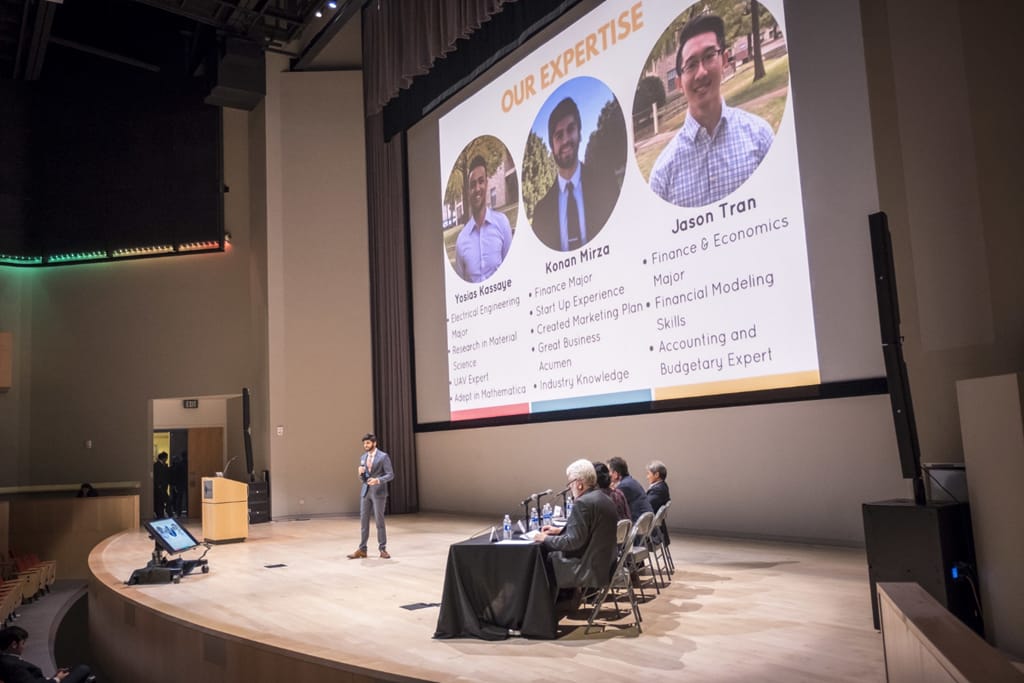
[
  {"x1": 128, "y1": 518, "x2": 209, "y2": 584},
  {"x1": 869, "y1": 211, "x2": 925, "y2": 503},
  {"x1": 145, "y1": 517, "x2": 201, "y2": 554}
]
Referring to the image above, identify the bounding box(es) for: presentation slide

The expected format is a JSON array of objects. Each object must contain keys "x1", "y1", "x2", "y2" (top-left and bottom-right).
[{"x1": 436, "y1": 0, "x2": 818, "y2": 421}]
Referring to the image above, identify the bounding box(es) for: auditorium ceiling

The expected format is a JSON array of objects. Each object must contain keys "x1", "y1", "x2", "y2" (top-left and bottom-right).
[{"x1": 0, "y1": 0, "x2": 362, "y2": 83}]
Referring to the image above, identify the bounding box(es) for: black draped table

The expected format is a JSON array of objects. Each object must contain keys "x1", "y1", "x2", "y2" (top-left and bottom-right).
[{"x1": 433, "y1": 535, "x2": 558, "y2": 640}]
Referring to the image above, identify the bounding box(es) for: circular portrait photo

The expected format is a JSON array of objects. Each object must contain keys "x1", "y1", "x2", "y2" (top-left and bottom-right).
[
  {"x1": 633, "y1": 2, "x2": 789, "y2": 208},
  {"x1": 443, "y1": 136, "x2": 519, "y2": 283},
  {"x1": 522, "y1": 76, "x2": 626, "y2": 252}
]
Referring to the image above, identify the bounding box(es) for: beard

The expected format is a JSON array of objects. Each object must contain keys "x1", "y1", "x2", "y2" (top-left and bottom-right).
[{"x1": 555, "y1": 144, "x2": 578, "y2": 170}]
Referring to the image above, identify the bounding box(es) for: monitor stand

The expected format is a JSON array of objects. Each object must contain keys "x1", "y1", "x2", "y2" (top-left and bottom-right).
[{"x1": 126, "y1": 545, "x2": 210, "y2": 585}]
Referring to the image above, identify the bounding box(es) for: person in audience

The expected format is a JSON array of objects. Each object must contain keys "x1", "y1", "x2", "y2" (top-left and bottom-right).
[
  {"x1": 153, "y1": 451, "x2": 170, "y2": 518},
  {"x1": 534, "y1": 459, "x2": 618, "y2": 596},
  {"x1": 76, "y1": 483, "x2": 98, "y2": 498},
  {"x1": 0, "y1": 626, "x2": 94, "y2": 682},
  {"x1": 593, "y1": 461, "x2": 630, "y2": 521},
  {"x1": 607, "y1": 456, "x2": 652, "y2": 523},
  {"x1": 645, "y1": 460, "x2": 671, "y2": 545}
]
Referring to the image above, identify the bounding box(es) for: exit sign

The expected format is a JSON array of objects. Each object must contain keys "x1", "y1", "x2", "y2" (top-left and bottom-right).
[{"x1": 183, "y1": 399, "x2": 199, "y2": 409}]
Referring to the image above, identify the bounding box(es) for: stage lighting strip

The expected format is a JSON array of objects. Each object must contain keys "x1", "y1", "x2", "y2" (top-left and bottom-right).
[
  {"x1": 177, "y1": 240, "x2": 222, "y2": 252},
  {"x1": 112, "y1": 245, "x2": 175, "y2": 258},
  {"x1": 47, "y1": 250, "x2": 109, "y2": 263},
  {"x1": 1, "y1": 241, "x2": 224, "y2": 268},
  {"x1": 0, "y1": 254, "x2": 44, "y2": 265}
]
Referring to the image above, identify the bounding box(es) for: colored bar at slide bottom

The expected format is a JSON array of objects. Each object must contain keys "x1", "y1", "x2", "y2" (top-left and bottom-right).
[
  {"x1": 531, "y1": 389, "x2": 652, "y2": 414},
  {"x1": 451, "y1": 403, "x2": 530, "y2": 421},
  {"x1": 653, "y1": 370, "x2": 821, "y2": 401}
]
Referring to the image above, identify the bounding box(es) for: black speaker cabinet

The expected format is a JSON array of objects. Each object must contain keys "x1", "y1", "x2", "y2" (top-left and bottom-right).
[
  {"x1": 862, "y1": 499, "x2": 982, "y2": 635},
  {"x1": 248, "y1": 480, "x2": 270, "y2": 524},
  {"x1": 205, "y1": 38, "x2": 266, "y2": 111}
]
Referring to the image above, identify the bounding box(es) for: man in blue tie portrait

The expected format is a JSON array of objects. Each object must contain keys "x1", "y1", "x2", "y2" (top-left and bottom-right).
[
  {"x1": 348, "y1": 432, "x2": 395, "y2": 559},
  {"x1": 530, "y1": 95, "x2": 619, "y2": 252}
]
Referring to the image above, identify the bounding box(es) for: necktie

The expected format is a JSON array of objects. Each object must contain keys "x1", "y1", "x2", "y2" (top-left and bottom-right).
[
  {"x1": 366, "y1": 453, "x2": 374, "y2": 472},
  {"x1": 565, "y1": 181, "x2": 581, "y2": 249}
]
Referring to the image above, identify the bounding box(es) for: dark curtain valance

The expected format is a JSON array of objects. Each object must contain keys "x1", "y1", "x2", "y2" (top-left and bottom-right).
[{"x1": 363, "y1": 0, "x2": 508, "y2": 116}]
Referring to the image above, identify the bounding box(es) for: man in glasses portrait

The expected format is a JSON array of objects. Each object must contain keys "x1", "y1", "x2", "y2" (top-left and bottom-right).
[{"x1": 649, "y1": 13, "x2": 774, "y2": 208}]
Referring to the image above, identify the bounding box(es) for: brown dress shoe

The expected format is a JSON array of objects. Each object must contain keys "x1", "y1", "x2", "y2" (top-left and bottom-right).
[
  {"x1": 379, "y1": 549, "x2": 391, "y2": 559},
  {"x1": 347, "y1": 548, "x2": 367, "y2": 559}
]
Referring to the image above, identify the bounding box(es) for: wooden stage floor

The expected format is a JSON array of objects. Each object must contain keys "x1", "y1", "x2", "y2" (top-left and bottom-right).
[{"x1": 89, "y1": 513, "x2": 884, "y2": 682}]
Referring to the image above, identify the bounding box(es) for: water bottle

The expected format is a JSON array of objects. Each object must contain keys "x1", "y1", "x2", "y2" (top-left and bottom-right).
[
  {"x1": 565, "y1": 495, "x2": 574, "y2": 518},
  {"x1": 529, "y1": 506, "x2": 539, "y2": 531},
  {"x1": 502, "y1": 514, "x2": 512, "y2": 540},
  {"x1": 542, "y1": 502, "x2": 553, "y2": 528}
]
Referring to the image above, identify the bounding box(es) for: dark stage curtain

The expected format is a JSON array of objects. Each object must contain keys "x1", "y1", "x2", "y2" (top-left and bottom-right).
[
  {"x1": 363, "y1": 112, "x2": 418, "y2": 514},
  {"x1": 360, "y1": 0, "x2": 525, "y2": 514}
]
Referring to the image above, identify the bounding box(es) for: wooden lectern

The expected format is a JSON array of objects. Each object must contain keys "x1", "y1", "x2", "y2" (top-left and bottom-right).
[{"x1": 201, "y1": 477, "x2": 249, "y2": 543}]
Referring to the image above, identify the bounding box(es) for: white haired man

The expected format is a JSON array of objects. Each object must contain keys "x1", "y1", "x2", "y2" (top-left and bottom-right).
[{"x1": 533, "y1": 458, "x2": 619, "y2": 592}]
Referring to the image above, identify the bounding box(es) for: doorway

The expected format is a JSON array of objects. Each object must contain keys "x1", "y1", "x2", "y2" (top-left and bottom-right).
[{"x1": 151, "y1": 426, "x2": 223, "y2": 520}]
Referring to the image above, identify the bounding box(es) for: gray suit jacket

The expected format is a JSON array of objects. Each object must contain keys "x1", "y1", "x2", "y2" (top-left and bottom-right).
[
  {"x1": 543, "y1": 487, "x2": 619, "y2": 589},
  {"x1": 359, "y1": 449, "x2": 394, "y2": 498}
]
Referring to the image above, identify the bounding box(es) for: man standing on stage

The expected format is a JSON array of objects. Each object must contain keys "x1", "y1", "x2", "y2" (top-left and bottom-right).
[{"x1": 348, "y1": 433, "x2": 394, "y2": 559}]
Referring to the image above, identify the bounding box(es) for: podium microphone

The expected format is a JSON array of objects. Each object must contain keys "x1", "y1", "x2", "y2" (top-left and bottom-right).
[{"x1": 222, "y1": 455, "x2": 241, "y2": 476}]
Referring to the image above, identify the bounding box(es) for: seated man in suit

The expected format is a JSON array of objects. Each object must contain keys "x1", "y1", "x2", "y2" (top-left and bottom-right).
[
  {"x1": 0, "y1": 626, "x2": 94, "y2": 682},
  {"x1": 645, "y1": 460, "x2": 671, "y2": 545},
  {"x1": 607, "y1": 456, "x2": 653, "y2": 524},
  {"x1": 534, "y1": 459, "x2": 619, "y2": 601}
]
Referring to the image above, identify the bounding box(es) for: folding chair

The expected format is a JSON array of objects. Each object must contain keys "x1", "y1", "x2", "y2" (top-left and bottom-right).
[
  {"x1": 585, "y1": 519, "x2": 642, "y2": 634},
  {"x1": 659, "y1": 499, "x2": 675, "y2": 573},
  {"x1": 648, "y1": 504, "x2": 672, "y2": 586},
  {"x1": 627, "y1": 511, "x2": 663, "y2": 598}
]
